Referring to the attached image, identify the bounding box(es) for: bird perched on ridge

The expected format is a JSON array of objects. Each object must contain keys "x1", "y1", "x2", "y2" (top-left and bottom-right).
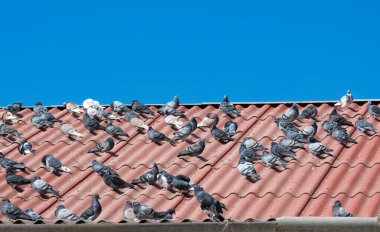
[
  {"x1": 0, "y1": 154, "x2": 26, "y2": 171},
  {"x1": 261, "y1": 151, "x2": 288, "y2": 169},
  {"x1": 131, "y1": 100, "x2": 155, "y2": 115},
  {"x1": 5, "y1": 102, "x2": 22, "y2": 114},
  {"x1": 355, "y1": 117, "x2": 376, "y2": 133},
  {"x1": 55, "y1": 205, "x2": 79, "y2": 221},
  {"x1": 192, "y1": 184, "x2": 226, "y2": 222},
  {"x1": 219, "y1": 94, "x2": 240, "y2": 117},
  {"x1": 0, "y1": 122, "x2": 22, "y2": 138},
  {"x1": 132, "y1": 163, "x2": 159, "y2": 185},
  {"x1": 63, "y1": 101, "x2": 83, "y2": 114},
  {"x1": 83, "y1": 113, "x2": 105, "y2": 132},
  {"x1": 367, "y1": 101, "x2": 380, "y2": 118},
  {"x1": 33, "y1": 102, "x2": 48, "y2": 114},
  {"x1": 335, "y1": 90, "x2": 353, "y2": 110},
  {"x1": 110, "y1": 101, "x2": 128, "y2": 115},
  {"x1": 158, "y1": 96, "x2": 184, "y2": 116},
  {"x1": 41, "y1": 155, "x2": 71, "y2": 173},
  {"x1": 0, "y1": 199, "x2": 33, "y2": 221},
  {"x1": 281, "y1": 103, "x2": 299, "y2": 122},
  {"x1": 332, "y1": 200, "x2": 353, "y2": 217},
  {"x1": 224, "y1": 121, "x2": 238, "y2": 137},
  {"x1": 329, "y1": 107, "x2": 353, "y2": 126},
  {"x1": 5, "y1": 170, "x2": 31, "y2": 188},
  {"x1": 101, "y1": 169, "x2": 134, "y2": 190},
  {"x1": 198, "y1": 113, "x2": 219, "y2": 128},
  {"x1": 178, "y1": 139, "x2": 206, "y2": 157},
  {"x1": 18, "y1": 139, "x2": 32, "y2": 155},
  {"x1": 270, "y1": 141, "x2": 296, "y2": 159},
  {"x1": 79, "y1": 194, "x2": 102, "y2": 221},
  {"x1": 105, "y1": 121, "x2": 129, "y2": 138},
  {"x1": 237, "y1": 156, "x2": 261, "y2": 181},
  {"x1": 87, "y1": 137, "x2": 115, "y2": 153},
  {"x1": 307, "y1": 137, "x2": 334, "y2": 156},
  {"x1": 92, "y1": 160, "x2": 117, "y2": 176},
  {"x1": 31, "y1": 176, "x2": 60, "y2": 197},
  {"x1": 297, "y1": 106, "x2": 318, "y2": 120},
  {"x1": 60, "y1": 122, "x2": 83, "y2": 138},
  {"x1": 211, "y1": 123, "x2": 234, "y2": 142},
  {"x1": 147, "y1": 127, "x2": 170, "y2": 143}
]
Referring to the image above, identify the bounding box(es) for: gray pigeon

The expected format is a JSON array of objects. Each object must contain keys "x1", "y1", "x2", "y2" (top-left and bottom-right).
[
  {"x1": 6, "y1": 170, "x2": 31, "y2": 188},
  {"x1": 147, "y1": 127, "x2": 170, "y2": 143},
  {"x1": 18, "y1": 139, "x2": 32, "y2": 155},
  {"x1": 132, "y1": 163, "x2": 159, "y2": 185},
  {"x1": 367, "y1": 101, "x2": 380, "y2": 118},
  {"x1": 60, "y1": 122, "x2": 83, "y2": 138},
  {"x1": 110, "y1": 101, "x2": 128, "y2": 115},
  {"x1": 158, "y1": 96, "x2": 183, "y2": 116},
  {"x1": 55, "y1": 205, "x2": 79, "y2": 221},
  {"x1": 332, "y1": 200, "x2": 353, "y2": 217},
  {"x1": 87, "y1": 137, "x2": 115, "y2": 153},
  {"x1": 219, "y1": 94, "x2": 240, "y2": 117},
  {"x1": 172, "y1": 174, "x2": 194, "y2": 193},
  {"x1": 1, "y1": 199, "x2": 33, "y2": 221},
  {"x1": 92, "y1": 160, "x2": 117, "y2": 176},
  {"x1": 211, "y1": 123, "x2": 234, "y2": 142},
  {"x1": 83, "y1": 113, "x2": 106, "y2": 132},
  {"x1": 131, "y1": 100, "x2": 155, "y2": 115},
  {"x1": 171, "y1": 124, "x2": 193, "y2": 142},
  {"x1": 157, "y1": 170, "x2": 174, "y2": 189},
  {"x1": 282, "y1": 128, "x2": 307, "y2": 143},
  {"x1": 105, "y1": 121, "x2": 129, "y2": 138},
  {"x1": 237, "y1": 156, "x2": 261, "y2": 181},
  {"x1": 198, "y1": 113, "x2": 219, "y2": 128},
  {"x1": 31, "y1": 113, "x2": 53, "y2": 129},
  {"x1": 38, "y1": 111, "x2": 62, "y2": 123},
  {"x1": 297, "y1": 106, "x2": 318, "y2": 120},
  {"x1": 33, "y1": 102, "x2": 48, "y2": 113},
  {"x1": 322, "y1": 120, "x2": 344, "y2": 135},
  {"x1": 224, "y1": 121, "x2": 238, "y2": 137},
  {"x1": 355, "y1": 117, "x2": 376, "y2": 133},
  {"x1": 178, "y1": 139, "x2": 206, "y2": 157},
  {"x1": 192, "y1": 184, "x2": 226, "y2": 222},
  {"x1": 80, "y1": 194, "x2": 102, "y2": 221},
  {"x1": 242, "y1": 137, "x2": 268, "y2": 151},
  {"x1": 300, "y1": 120, "x2": 318, "y2": 139},
  {"x1": 24, "y1": 208, "x2": 43, "y2": 221},
  {"x1": 307, "y1": 138, "x2": 334, "y2": 156},
  {"x1": 261, "y1": 151, "x2": 288, "y2": 168},
  {"x1": 331, "y1": 128, "x2": 357, "y2": 144},
  {"x1": 131, "y1": 201, "x2": 175, "y2": 220},
  {"x1": 279, "y1": 138, "x2": 304, "y2": 149},
  {"x1": 5, "y1": 102, "x2": 22, "y2": 114},
  {"x1": 329, "y1": 107, "x2": 353, "y2": 126},
  {"x1": 281, "y1": 103, "x2": 299, "y2": 122},
  {"x1": 0, "y1": 122, "x2": 22, "y2": 138},
  {"x1": 239, "y1": 144, "x2": 260, "y2": 162},
  {"x1": 41, "y1": 155, "x2": 71, "y2": 173},
  {"x1": 270, "y1": 141, "x2": 296, "y2": 159},
  {"x1": 124, "y1": 108, "x2": 140, "y2": 121},
  {"x1": 0, "y1": 154, "x2": 25, "y2": 171},
  {"x1": 101, "y1": 169, "x2": 134, "y2": 190},
  {"x1": 275, "y1": 117, "x2": 299, "y2": 131},
  {"x1": 31, "y1": 176, "x2": 60, "y2": 197}
]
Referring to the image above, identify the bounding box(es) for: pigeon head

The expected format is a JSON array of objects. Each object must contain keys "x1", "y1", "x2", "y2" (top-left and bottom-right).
[
  {"x1": 92, "y1": 160, "x2": 100, "y2": 165},
  {"x1": 190, "y1": 184, "x2": 203, "y2": 192},
  {"x1": 35, "y1": 102, "x2": 43, "y2": 106},
  {"x1": 223, "y1": 94, "x2": 229, "y2": 101},
  {"x1": 333, "y1": 200, "x2": 342, "y2": 207},
  {"x1": 166, "y1": 209, "x2": 175, "y2": 215},
  {"x1": 131, "y1": 100, "x2": 138, "y2": 104},
  {"x1": 174, "y1": 96, "x2": 179, "y2": 101},
  {"x1": 368, "y1": 101, "x2": 372, "y2": 105},
  {"x1": 312, "y1": 121, "x2": 317, "y2": 126},
  {"x1": 152, "y1": 163, "x2": 158, "y2": 170},
  {"x1": 2, "y1": 199, "x2": 10, "y2": 204},
  {"x1": 198, "y1": 138, "x2": 206, "y2": 146},
  {"x1": 190, "y1": 117, "x2": 197, "y2": 123},
  {"x1": 31, "y1": 176, "x2": 41, "y2": 182},
  {"x1": 41, "y1": 155, "x2": 49, "y2": 165},
  {"x1": 331, "y1": 107, "x2": 337, "y2": 114},
  {"x1": 105, "y1": 137, "x2": 114, "y2": 143},
  {"x1": 124, "y1": 201, "x2": 133, "y2": 209},
  {"x1": 242, "y1": 137, "x2": 250, "y2": 144},
  {"x1": 291, "y1": 103, "x2": 297, "y2": 108},
  {"x1": 93, "y1": 194, "x2": 100, "y2": 200},
  {"x1": 346, "y1": 90, "x2": 351, "y2": 95},
  {"x1": 270, "y1": 141, "x2": 277, "y2": 146},
  {"x1": 56, "y1": 205, "x2": 65, "y2": 211}
]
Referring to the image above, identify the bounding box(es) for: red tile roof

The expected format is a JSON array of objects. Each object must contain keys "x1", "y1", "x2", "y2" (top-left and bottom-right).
[{"x1": 0, "y1": 100, "x2": 379, "y2": 222}]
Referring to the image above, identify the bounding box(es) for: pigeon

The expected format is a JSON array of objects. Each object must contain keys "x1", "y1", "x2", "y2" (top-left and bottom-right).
[
  {"x1": 331, "y1": 128, "x2": 358, "y2": 144},
  {"x1": 322, "y1": 120, "x2": 345, "y2": 135},
  {"x1": 178, "y1": 139, "x2": 206, "y2": 157},
  {"x1": 41, "y1": 155, "x2": 71, "y2": 173},
  {"x1": 33, "y1": 102, "x2": 48, "y2": 114},
  {"x1": 63, "y1": 101, "x2": 83, "y2": 114},
  {"x1": 297, "y1": 106, "x2": 318, "y2": 120},
  {"x1": 1, "y1": 199, "x2": 33, "y2": 221},
  {"x1": 211, "y1": 123, "x2": 234, "y2": 142},
  {"x1": 31, "y1": 176, "x2": 60, "y2": 197},
  {"x1": 6, "y1": 170, "x2": 31, "y2": 188},
  {"x1": 60, "y1": 122, "x2": 83, "y2": 138},
  {"x1": 275, "y1": 117, "x2": 299, "y2": 131},
  {"x1": 0, "y1": 110, "x2": 18, "y2": 124},
  {"x1": 83, "y1": 98, "x2": 102, "y2": 110},
  {"x1": 105, "y1": 121, "x2": 129, "y2": 138},
  {"x1": 132, "y1": 163, "x2": 159, "y2": 185},
  {"x1": 83, "y1": 113, "x2": 106, "y2": 132},
  {"x1": 131, "y1": 201, "x2": 175, "y2": 220},
  {"x1": 55, "y1": 205, "x2": 79, "y2": 221},
  {"x1": 355, "y1": 117, "x2": 377, "y2": 133},
  {"x1": 18, "y1": 139, "x2": 32, "y2": 155},
  {"x1": 157, "y1": 170, "x2": 175, "y2": 189},
  {"x1": 101, "y1": 169, "x2": 134, "y2": 190},
  {"x1": 224, "y1": 121, "x2": 238, "y2": 137},
  {"x1": 125, "y1": 109, "x2": 149, "y2": 131},
  {"x1": 279, "y1": 138, "x2": 304, "y2": 149},
  {"x1": 282, "y1": 128, "x2": 307, "y2": 143},
  {"x1": 300, "y1": 120, "x2": 318, "y2": 138},
  {"x1": 123, "y1": 201, "x2": 137, "y2": 220},
  {"x1": 131, "y1": 100, "x2": 155, "y2": 115},
  {"x1": 237, "y1": 156, "x2": 261, "y2": 181},
  {"x1": 307, "y1": 138, "x2": 334, "y2": 156},
  {"x1": 158, "y1": 96, "x2": 181, "y2": 115},
  {"x1": 329, "y1": 107, "x2": 353, "y2": 126},
  {"x1": 164, "y1": 114, "x2": 183, "y2": 129},
  {"x1": 147, "y1": 127, "x2": 170, "y2": 143},
  {"x1": 0, "y1": 154, "x2": 25, "y2": 171},
  {"x1": 192, "y1": 184, "x2": 226, "y2": 222},
  {"x1": 367, "y1": 101, "x2": 380, "y2": 118},
  {"x1": 261, "y1": 151, "x2": 287, "y2": 168},
  {"x1": 219, "y1": 94, "x2": 240, "y2": 117},
  {"x1": 87, "y1": 137, "x2": 115, "y2": 153},
  {"x1": 39, "y1": 110, "x2": 63, "y2": 124},
  {"x1": 0, "y1": 122, "x2": 22, "y2": 138},
  {"x1": 31, "y1": 113, "x2": 53, "y2": 129},
  {"x1": 80, "y1": 194, "x2": 102, "y2": 221},
  {"x1": 152, "y1": 209, "x2": 176, "y2": 220},
  {"x1": 332, "y1": 200, "x2": 353, "y2": 217},
  {"x1": 5, "y1": 102, "x2": 22, "y2": 114},
  {"x1": 110, "y1": 101, "x2": 128, "y2": 115},
  {"x1": 270, "y1": 141, "x2": 296, "y2": 159},
  {"x1": 92, "y1": 160, "x2": 118, "y2": 176},
  {"x1": 335, "y1": 90, "x2": 353, "y2": 110},
  {"x1": 172, "y1": 174, "x2": 194, "y2": 193},
  {"x1": 239, "y1": 144, "x2": 260, "y2": 162},
  {"x1": 24, "y1": 208, "x2": 43, "y2": 221},
  {"x1": 242, "y1": 137, "x2": 268, "y2": 151},
  {"x1": 281, "y1": 103, "x2": 299, "y2": 122},
  {"x1": 95, "y1": 110, "x2": 120, "y2": 121},
  {"x1": 124, "y1": 108, "x2": 140, "y2": 121},
  {"x1": 198, "y1": 113, "x2": 219, "y2": 128},
  {"x1": 171, "y1": 117, "x2": 197, "y2": 142}
]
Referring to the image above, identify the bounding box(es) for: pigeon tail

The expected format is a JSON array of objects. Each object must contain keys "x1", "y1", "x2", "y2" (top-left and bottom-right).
[
  {"x1": 59, "y1": 166, "x2": 71, "y2": 173},
  {"x1": 87, "y1": 147, "x2": 100, "y2": 153},
  {"x1": 131, "y1": 179, "x2": 144, "y2": 185}
]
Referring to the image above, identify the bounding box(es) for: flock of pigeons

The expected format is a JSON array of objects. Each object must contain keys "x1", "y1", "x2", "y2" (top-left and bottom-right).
[{"x1": 0, "y1": 91, "x2": 378, "y2": 222}]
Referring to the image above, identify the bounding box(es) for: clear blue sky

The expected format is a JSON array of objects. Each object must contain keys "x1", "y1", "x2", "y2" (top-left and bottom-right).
[{"x1": 0, "y1": 1, "x2": 379, "y2": 106}]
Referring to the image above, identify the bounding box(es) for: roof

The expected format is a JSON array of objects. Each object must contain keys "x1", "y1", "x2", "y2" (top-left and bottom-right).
[{"x1": 0, "y1": 100, "x2": 379, "y2": 223}]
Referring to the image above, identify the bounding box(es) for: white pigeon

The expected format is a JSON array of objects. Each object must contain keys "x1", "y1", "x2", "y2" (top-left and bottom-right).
[
  {"x1": 83, "y1": 98, "x2": 103, "y2": 110},
  {"x1": 164, "y1": 115, "x2": 183, "y2": 129},
  {"x1": 335, "y1": 90, "x2": 353, "y2": 109}
]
